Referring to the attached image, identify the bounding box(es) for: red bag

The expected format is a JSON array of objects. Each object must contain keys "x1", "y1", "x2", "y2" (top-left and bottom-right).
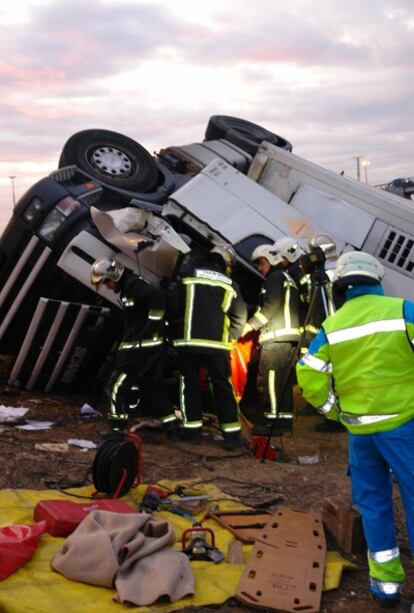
[
  {"x1": 34, "y1": 499, "x2": 135, "y2": 537},
  {"x1": 230, "y1": 331, "x2": 258, "y2": 400},
  {"x1": 0, "y1": 521, "x2": 47, "y2": 580},
  {"x1": 247, "y1": 436, "x2": 277, "y2": 461}
]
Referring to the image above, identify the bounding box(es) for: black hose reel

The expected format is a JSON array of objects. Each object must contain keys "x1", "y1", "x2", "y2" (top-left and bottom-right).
[{"x1": 92, "y1": 432, "x2": 142, "y2": 498}]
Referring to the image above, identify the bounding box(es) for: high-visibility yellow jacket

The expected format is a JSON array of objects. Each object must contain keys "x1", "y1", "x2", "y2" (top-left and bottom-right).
[{"x1": 296, "y1": 285, "x2": 414, "y2": 434}]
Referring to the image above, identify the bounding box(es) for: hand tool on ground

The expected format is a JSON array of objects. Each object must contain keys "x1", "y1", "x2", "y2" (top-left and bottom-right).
[
  {"x1": 139, "y1": 488, "x2": 212, "y2": 513},
  {"x1": 182, "y1": 523, "x2": 224, "y2": 563}
]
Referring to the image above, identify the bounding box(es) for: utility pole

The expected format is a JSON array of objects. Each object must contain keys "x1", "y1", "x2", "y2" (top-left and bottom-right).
[
  {"x1": 8, "y1": 176, "x2": 16, "y2": 207},
  {"x1": 352, "y1": 157, "x2": 364, "y2": 182},
  {"x1": 361, "y1": 159, "x2": 370, "y2": 184}
]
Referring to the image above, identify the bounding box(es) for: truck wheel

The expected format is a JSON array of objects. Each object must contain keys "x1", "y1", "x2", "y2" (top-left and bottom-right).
[
  {"x1": 59, "y1": 129, "x2": 160, "y2": 193},
  {"x1": 204, "y1": 115, "x2": 292, "y2": 155}
]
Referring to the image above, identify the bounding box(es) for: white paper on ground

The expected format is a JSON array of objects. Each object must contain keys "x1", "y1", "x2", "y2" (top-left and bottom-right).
[
  {"x1": 16, "y1": 421, "x2": 54, "y2": 430},
  {"x1": 0, "y1": 406, "x2": 29, "y2": 423},
  {"x1": 67, "y1": 439, "x2": 97, "y2": 449}
]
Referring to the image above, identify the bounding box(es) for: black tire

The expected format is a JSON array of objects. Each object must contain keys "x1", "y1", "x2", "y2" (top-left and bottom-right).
[
  {"x1": 204, "y1": 115, "x2": 292, "y2": 155},
  {"x1": 59, "y1": 129, "x2": 160, "y2": 193}
]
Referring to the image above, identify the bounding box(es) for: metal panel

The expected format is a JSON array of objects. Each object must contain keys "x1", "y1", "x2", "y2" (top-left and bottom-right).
[
  {"x1": 377, "y1": 227, "x2": 414, "y2": 274},
  {"x1": 26, "y1": 301, "x2": 70, "y2": 390},
  {"x1": 249, "y1": 142, "x2": 414, "y2": 235},
  {"x1": 0, "y1": 235, "x2": 40, "y2": 309},
  {"x1": 0, "y1": 245, "x2": 52, "y2": 342},
  {"x1": 8, "y1": 298, "x2": 49, "y2": 386},
  {"x1": 9, "y1": 298, "x2": 114, "y2": 392},
  {"x1": 167, "y1": 160, "x2": 331, "y2": 248},
  {"x1": 45, "y1": 305, "x2": 89, "y2": 392},
  {"x1": 290, "y1": 183, "x2": 375, "y2": 249}
]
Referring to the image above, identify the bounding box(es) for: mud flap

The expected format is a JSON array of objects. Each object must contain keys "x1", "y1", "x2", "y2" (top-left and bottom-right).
[{"x1": 236, "y1": 506, "x2": 326, "y2": 612}]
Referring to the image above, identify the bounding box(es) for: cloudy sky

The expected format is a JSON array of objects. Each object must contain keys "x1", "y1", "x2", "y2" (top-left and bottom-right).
[{"x1": 0, "y1": 0, "x2": 412, "y2": 231}]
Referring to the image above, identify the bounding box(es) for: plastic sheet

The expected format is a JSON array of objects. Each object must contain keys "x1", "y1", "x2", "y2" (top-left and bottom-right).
[{"x1": 0, "y1": 521, "x2": 46, "y2": 580}]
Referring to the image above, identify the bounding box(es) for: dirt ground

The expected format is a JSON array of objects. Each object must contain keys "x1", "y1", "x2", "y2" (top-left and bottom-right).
[{"x1": 0, "y1": 365, "x2": 413, "y2": 613}]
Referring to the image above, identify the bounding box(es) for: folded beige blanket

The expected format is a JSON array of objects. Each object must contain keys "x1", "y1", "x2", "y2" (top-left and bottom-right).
[{"x1": 51, "y1": 510, "x2": 194, "y2": 606}]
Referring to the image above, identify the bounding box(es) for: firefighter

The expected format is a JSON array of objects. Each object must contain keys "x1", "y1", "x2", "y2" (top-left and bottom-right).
[
  {"x1": 274, "y1": 236, "x2": 335, "y2": 344},
  {"x1": 282, "y1": 235, "x2": 344, "y2": 432},
  {"x1": 90, "y1": 258, "x2": 180, "y2": 441},
  {"x1": 296, "y1": 251, "x2": 414, "y2": 609},
  {"x1": 240, "y1": 241, "x2": 301, "y2": 436},
  {"x1": 171, "y1": 245, "x2": 247, "y2": 450}
]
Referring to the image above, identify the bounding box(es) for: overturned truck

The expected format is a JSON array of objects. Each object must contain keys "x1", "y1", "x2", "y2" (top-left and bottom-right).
[{"x1": 0, "y1": 115, "x2": 413, "y2": 395}]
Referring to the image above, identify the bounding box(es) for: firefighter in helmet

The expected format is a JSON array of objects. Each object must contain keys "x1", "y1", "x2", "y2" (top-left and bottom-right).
[
  {"x1": 90, "y1": 258, "x2": 179, "y2": 440},
  {"x1": 241, "y1": 240, "x2": 301, "y2": 436},
  {"x1": 171, "y1": 244, "x2": 247, "y2": 450},
  {"x1": 297, "y1": 251, "x2": 414, "y2": 608}
]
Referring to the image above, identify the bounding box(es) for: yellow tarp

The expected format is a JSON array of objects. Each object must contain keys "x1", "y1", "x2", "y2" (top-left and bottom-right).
[{"x1": 0, "y1": 483, "x2": 357, "y2": 612}]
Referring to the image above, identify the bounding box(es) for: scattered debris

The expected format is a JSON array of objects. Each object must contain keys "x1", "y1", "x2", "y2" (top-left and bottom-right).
[
  {"x1": 0, "y1": 405, "x2": 29, "y2": 423},
  {"x1": 226, "y1": 539, "x2": 244, "y2": 564},
  {"x1": 67, "y1": 439, "x2": 97, "y2": 450},
  {"x1": 79, "y1": 404, "x2": 102, "y2": 420},
  {"x1": 129, "y1": 419, "x2": 162, "y2": 432},
  {"x1": 16, "y1": 421, "x2": 54, "y2": 431},
  {"x1": 34, "y1": 443, "x2": 69, "y2": 453},
  {"x1": 298, "y1": 454, "x2": 320, "y2": 465}
]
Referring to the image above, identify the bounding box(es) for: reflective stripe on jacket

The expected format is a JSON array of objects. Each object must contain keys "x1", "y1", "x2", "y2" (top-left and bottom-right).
[
  {"x1": 249, "y1": 269, "x2": 301, "y2": 344},
  {"x1": 296, "y1": 285, "x2": 414, "y2": 434},
  {"x1": 117, "y1": 270, "x2": 166, "y2": 347},
  {"x1": 172, "y1": 267, "x2": 246, "y2": 352}
]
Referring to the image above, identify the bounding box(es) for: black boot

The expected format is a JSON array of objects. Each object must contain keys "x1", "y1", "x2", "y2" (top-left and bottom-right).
[
  {"x1": 163, "y1": 421, "x2": 182, "y2": 442},
  {"x1": 181, "y1": 428, "x2": 203, "y2": 443},
  {"x1": 222, "y1": 432, "x2": 244, "y2": 451},
  {"x1": 398, "y1": 598, "x2": 414, "y2": 612},
  {"x1": 371, "y1": 593, "x2": 400, "y2": 609},
  {"x1": 251, "y1": 418, "x2": 293, "y2": 437}
]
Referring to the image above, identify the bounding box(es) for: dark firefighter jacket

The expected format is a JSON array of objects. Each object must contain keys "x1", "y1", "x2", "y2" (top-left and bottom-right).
[
  {"x1": 116, "y1": 269, "x2": 166, "y2": 350},
  {"x1": 288, "y1": 261, "x2": 335, "y2": 338},
  {"x1": 172, "y1": 260, "x2": 247, "y2": 354},
  {"x1": 248, "y1": 268, "x2": 301, "y2": 344}
]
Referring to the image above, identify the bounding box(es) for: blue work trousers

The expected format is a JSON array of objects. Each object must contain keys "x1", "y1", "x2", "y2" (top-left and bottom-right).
[{"x1": 348, "y1": 418, "x2": 414, "y2": 553}]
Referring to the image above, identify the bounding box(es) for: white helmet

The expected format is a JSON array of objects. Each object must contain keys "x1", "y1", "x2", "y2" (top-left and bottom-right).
[
  {"x1": 333, "y1": 251, "x2": 384, "y2": 287},
  {"x1": 90, "y1": 258, "x2": 124, "y2": 290},
  {"x1": 210, "y1": 244, "x2": 237, "y2": 269},
  {"x1": 272, "y1": 236, "x2": 302, "y2": 264},
  {"x1": 251, "y1": 244, "x2": 280, "y2": 266}
]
